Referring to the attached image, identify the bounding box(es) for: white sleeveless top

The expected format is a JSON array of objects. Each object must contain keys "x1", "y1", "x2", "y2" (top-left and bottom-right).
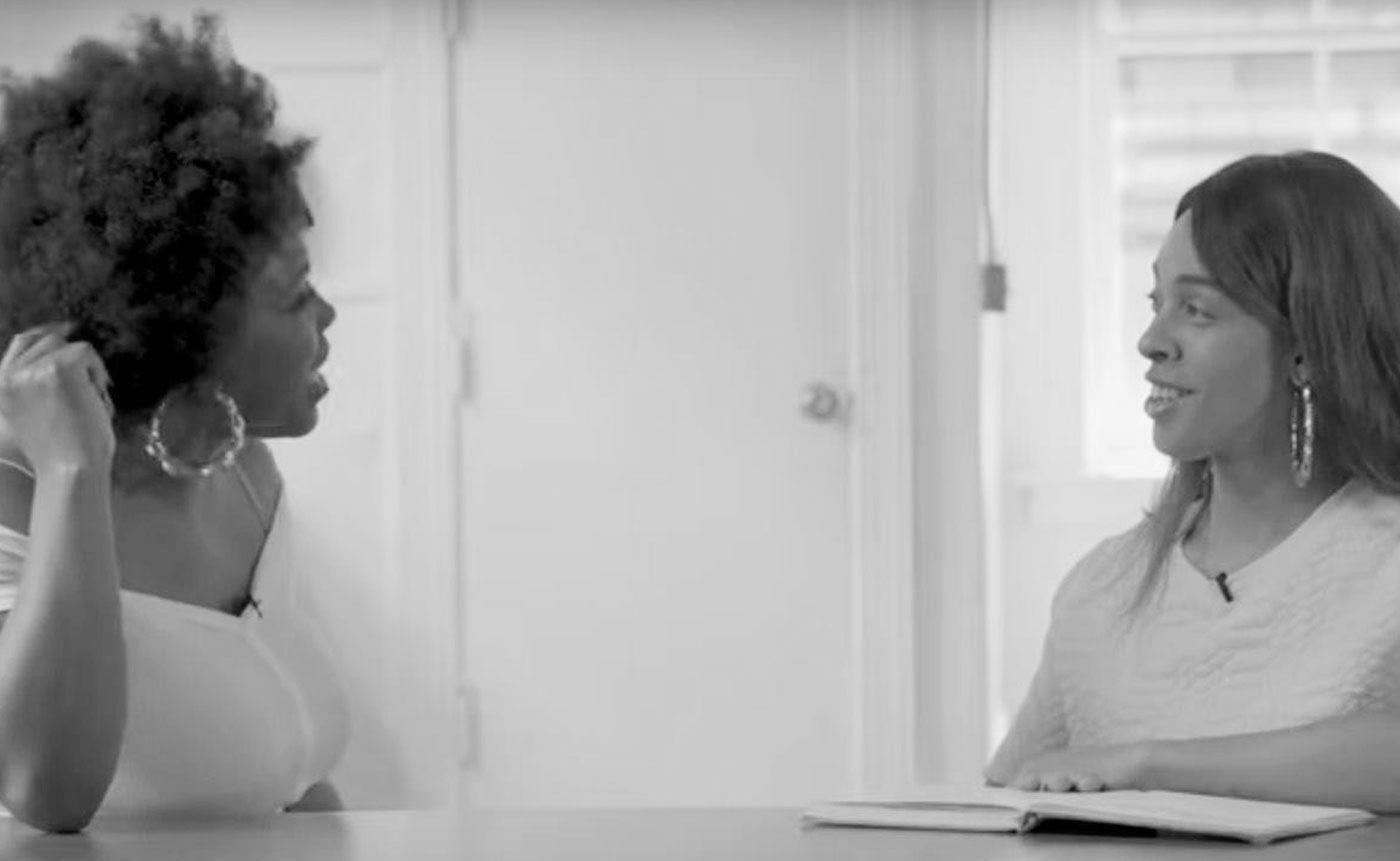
[
  {"x1": 989, "y1": 479, "x2": 1400, "y2": 777},
  {"x1": 0, "y1": 468, "x2": 350, "y2": 818}
]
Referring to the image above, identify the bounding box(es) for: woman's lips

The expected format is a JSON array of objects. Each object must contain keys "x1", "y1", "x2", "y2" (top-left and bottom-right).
[{"x1": 1144, "y1": 383, "x2": 1191, "y2": 418}]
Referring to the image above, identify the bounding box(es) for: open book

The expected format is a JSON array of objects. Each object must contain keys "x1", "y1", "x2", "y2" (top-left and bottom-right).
[{"x1": 802, "y1": 785, "x2": 1376, "y2": 845}]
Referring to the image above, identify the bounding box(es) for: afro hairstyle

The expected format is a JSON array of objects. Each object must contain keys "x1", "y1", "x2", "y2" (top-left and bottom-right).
[{"x1": 0, "y1": 12, "x2": 313, "y2": 424}]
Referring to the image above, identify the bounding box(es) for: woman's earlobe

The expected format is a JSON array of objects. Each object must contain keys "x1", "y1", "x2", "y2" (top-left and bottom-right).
[{"x1": 1291, "y1": 355, "x2": 1312, "y2": 388}]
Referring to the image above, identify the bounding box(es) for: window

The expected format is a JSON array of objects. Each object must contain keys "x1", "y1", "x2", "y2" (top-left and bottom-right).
[{"x1": 1085, "y1": 0, "x2": 1400, "y2": 476}]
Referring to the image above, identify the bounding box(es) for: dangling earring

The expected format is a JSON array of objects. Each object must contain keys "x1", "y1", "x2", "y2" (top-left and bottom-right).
[
  {"x1": 143, "y1": 384, "x2": 246, "y2": 478},
  {"x1": 1290, "y1": 381, "x2": 1314, "y2": 488}
]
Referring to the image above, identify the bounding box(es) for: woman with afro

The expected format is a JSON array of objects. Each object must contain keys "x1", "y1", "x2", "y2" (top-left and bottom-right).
[{"x1": 0, "y1": 14, "x2": 345, "y2": 831}]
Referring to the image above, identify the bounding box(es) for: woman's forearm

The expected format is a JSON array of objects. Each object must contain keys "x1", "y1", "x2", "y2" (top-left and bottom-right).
[
  {"x1": 1145, "y1": 712, "x2": 1400, "y2": 812},
  {"x1": 0, "y1": 465, "x2": 126, "y2": 832}
]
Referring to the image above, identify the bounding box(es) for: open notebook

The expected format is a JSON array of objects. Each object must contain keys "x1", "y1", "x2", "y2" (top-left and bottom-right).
[{"x1": 802, "y1": 785, "x2": 1377, "y2": 845}]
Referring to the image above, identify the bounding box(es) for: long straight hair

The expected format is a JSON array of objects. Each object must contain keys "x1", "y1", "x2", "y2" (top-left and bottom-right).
[{"x1": 1128, "y1": 151, "x2": 1400, "y2": 616}]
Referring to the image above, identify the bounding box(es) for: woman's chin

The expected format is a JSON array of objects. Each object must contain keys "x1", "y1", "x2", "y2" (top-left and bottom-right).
[
  {"x1": 261, "y1": 378, "x2": 328, "y2": 438},
  {"x1": 245, "y1": 405, "x2": 321, "y2": 439},
  {"x1": 280, "y1": 407, "x2": 321, "y2": 438},
  {"x1": 1150, "y1": 428, "x2": 1204, "y2": 463}
]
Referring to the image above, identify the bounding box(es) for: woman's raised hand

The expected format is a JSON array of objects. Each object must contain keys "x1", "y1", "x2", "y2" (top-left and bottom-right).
[{"x1": 0, "y1": 321, "x2": 116, "y2": 474}]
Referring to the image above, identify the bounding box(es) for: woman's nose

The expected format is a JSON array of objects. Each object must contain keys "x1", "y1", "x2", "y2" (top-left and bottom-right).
[{"x1": 1137, "y1": 314, "x2": 1176, "y2": 363}]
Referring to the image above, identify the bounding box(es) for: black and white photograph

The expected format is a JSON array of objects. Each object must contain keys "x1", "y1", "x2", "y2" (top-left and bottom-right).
[{"x1": 2, "y1": 0, "x2": 1400, "y2": 858}]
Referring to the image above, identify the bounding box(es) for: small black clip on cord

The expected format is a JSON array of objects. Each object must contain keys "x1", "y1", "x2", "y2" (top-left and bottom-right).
[{"x1": 1214, "y1": 572, "x2": 1234, "y2": 603}]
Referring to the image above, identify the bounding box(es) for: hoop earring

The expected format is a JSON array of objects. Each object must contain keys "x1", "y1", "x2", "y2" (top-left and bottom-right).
[
  {"x1": 1290, "y1": 381, "x2": 1314, "y2": 488},
  {"x1": 143, "y1": 385, "x2": 246, "y2": 478}
]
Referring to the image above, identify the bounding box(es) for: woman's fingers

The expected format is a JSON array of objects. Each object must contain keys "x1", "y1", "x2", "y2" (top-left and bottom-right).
[
  {"x1": 15, "y1": 333, "x2": 69, "y2": 366},
  {"x1": 1072, "y1": 774, "x2": 1104, "y2": 792},
  {"x1": 44, "y1": 341, "x2": 113, "y2": 418},
  {"x1": 4, "y1": 321, "x2": 77, "y2": 368},
  {"x1": 86, "y1": 363, "x2": 115, "y2": 417},
  {"x1": 1044, "y1": 774, "x2": 1075, "y2": 793},
  {"x1": 48, "y1": 340, "x2": 102, "y2": 382},
  {"x1": 5, "y1": 321, "x2": 66, "y2": 352},
  {"x1": 1011, "y1": 771, "x2": 1104, "y2": 793}
]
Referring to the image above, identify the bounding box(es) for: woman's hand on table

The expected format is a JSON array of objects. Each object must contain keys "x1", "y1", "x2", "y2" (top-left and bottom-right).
[{"x1": 1004, "y1": 742, "x2": 1153, "y2": 793}]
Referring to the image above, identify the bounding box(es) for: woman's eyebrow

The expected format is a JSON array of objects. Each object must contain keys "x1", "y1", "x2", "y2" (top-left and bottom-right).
[
  {"x1": 1174, "y1": 273, "x2": 1220, "y2": 289},
  {"x1": 1150, "y1": 260, "x2": 1219, "y2": 286},
  {"x1": 1175, "y1": 276, "x2": 1229, "y2": 306}
]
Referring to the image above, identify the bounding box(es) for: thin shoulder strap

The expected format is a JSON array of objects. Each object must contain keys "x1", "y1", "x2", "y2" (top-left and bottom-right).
[
  {"x1": 232, "y1": 459, "x2": 274, "y2": 534},
  {"x1": 0, "y1": 457, "x2": 34, "y2": 480}
]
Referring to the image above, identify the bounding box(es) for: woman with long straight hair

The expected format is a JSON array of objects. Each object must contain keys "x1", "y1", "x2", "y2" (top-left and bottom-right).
[{"x1": 984, "y1": 151, "x2": 1400, "y2": 812}]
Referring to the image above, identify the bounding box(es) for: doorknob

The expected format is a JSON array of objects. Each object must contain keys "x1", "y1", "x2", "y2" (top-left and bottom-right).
[{"x1": 800, "y1": 382, "x2": 847, "y2": 422}]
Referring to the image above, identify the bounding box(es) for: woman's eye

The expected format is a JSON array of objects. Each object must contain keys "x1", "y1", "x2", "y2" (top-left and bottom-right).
[{"x1": 1185, "y1": 302, "x2": 1209, "y2": 319}]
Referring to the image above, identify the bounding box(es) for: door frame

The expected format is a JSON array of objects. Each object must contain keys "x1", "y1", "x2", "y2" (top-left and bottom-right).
[
  {"x1": 384, "y1": 0, "x2": 465, "y2": 805},
  {"x1": 849, "y1": 0, "x2": 991, "y2": 792}
]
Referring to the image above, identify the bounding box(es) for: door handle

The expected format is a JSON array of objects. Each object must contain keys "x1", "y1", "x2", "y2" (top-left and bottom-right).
[{"x1": 800, "y1": 382, "x2": 848, "y2": 422}]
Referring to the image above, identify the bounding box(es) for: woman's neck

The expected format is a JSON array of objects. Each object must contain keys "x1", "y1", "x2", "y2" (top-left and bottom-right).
[
  {"x1": 110, "y1": 428, "x2": 201, "y2": 499},
  {"x1": 1192, "y1": 455, "x2": 1347, "y2": 570}
]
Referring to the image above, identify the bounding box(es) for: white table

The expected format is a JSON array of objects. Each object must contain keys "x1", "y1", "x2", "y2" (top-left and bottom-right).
[{"x1": 4, "y1": 806, "x2": 1398, "y2": 860}]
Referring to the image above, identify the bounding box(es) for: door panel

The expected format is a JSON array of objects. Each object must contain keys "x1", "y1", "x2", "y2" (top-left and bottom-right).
[{"x1": 454, "y1": 0, "x2": 855, "y2": 806}]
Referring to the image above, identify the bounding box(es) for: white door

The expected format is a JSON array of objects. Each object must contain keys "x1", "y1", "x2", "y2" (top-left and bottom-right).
[{"x1": 453, "y1": 0, "x2": 858, "y2": 807}]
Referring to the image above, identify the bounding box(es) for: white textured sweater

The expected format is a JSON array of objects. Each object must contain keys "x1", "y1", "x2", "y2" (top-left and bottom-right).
[{"x1": 987, "y1": 479, "x2": 1400, "y2": 778}]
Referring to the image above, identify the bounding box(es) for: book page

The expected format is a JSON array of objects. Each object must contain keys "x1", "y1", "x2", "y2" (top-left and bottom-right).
[
  {"x1": 856, "y1": 784, "x2": 1037, "y2": 813},
  {"x1": 1029, "y1": 790, "x2": 1373, "y2": 835},
  {"x1": 803, "y1": 785, "x2": 1037, "y2": 833},
  {"x1": 804, "y1": 787, "x2": 1374, "y2": 842},
  {"x1": 801, "y1": 803, "x2": 1025, "y2": 833}
]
